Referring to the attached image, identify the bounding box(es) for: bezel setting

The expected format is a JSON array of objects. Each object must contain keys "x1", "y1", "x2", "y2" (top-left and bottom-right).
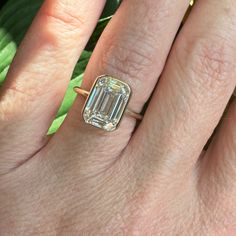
[{"x1": 82, "y1": 75, "x2": 131, "y2": 131}]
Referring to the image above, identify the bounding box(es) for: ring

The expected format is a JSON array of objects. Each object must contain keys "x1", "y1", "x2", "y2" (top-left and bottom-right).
[{"x1": 74, "y1": 75, "x2": 143, "y2": 132}]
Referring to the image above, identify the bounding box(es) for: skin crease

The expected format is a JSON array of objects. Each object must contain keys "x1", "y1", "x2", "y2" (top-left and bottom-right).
[{"x1": 1, "y1": 0, "x2": 236, "y2": 235}]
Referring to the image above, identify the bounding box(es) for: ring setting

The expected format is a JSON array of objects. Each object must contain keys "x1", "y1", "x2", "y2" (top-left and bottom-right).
[{"x1": 74, "y1": 75, "x2": 142, "y2": 132}]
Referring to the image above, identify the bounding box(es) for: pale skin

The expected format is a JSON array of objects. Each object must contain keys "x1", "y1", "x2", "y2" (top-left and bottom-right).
[{"x1": 0, "y1": 0, "x2": 236, "y2": 235}]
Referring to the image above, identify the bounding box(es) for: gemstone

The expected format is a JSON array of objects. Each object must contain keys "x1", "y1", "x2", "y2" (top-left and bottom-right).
[{"x1": 82, "y1": 75, "x2": 131, "y2": 131}]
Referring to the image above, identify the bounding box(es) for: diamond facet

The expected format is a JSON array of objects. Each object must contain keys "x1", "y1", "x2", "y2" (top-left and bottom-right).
[{"x1": 82, "y1": 75, "x2": 131, "y2": 131}]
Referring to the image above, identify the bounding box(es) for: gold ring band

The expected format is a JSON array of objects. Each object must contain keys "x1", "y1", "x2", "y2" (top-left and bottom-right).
[{"x1": 74, "y1": 87, "x2": 143, "y2": 121}]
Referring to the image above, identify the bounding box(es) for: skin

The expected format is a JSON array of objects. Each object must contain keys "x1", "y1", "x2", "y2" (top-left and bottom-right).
[{"x1": 0, "y1": 0, "x2": 236, "y2": 235}]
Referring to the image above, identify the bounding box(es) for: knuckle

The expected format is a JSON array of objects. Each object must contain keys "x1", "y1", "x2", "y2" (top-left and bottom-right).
[
  {"x1": 42, "y1": 8, "x2": 85, "y2": 29},
  {"x1": 177, "y1": 34, "x2": 236, "y2": 92},
  {"x1": 41, "y1": 1, "x2": 85, "y2": 28},
  {"x1": 99, "y1": 38, "x2": 160, "y2": 89},
  {"x1": 38, "y1": 1, "x2": 86, "y2": 45},
  {"x1": 193, "y1": 41, "x2": 232, "y2": 87}
]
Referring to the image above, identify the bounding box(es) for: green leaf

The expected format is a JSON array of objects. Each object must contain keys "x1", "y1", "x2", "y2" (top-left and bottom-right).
[
  {"x1": 0, "y1": 40, "x2": 16, "y2": 85},
  {"x1": 48, "y1": 73, "x2": 85, "y2": 135},
  {"x1": 101, "y1": 0, "x2": 120, "y2": 18},
  {"x1": 72, "y1": 51, "x2": 92, "y2": 78},
  {"x1": 56, "y1": 73, "x2": 84, "y2": 119},
  {"x1": 48, "y1": 114, "x2": 67, "y2": 136}
]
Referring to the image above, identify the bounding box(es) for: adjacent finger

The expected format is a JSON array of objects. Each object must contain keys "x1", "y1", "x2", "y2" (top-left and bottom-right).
[
  {"x1": 0, "y1": 0, "x2": 105, "y2": 175},
  {"x1": 132, "y1": 0, "x2": 236, "y2": 175},
  {"x1": 50, "y1": 0, "x2": 190, "y2": 167}
]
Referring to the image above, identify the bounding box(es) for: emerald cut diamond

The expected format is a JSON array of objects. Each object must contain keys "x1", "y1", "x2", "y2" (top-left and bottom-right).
[{"x1": 83, "y1": 75, "x2": 131, "y2": 131}]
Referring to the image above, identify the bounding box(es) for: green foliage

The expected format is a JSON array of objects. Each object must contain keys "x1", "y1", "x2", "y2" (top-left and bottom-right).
[{"x1": 0, "y1": 0, "x2": 119, "y2": 134}]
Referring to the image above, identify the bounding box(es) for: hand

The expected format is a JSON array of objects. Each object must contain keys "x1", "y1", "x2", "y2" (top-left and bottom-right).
[{"x1": 1, "y1": 0, "x2": 236, "y2": 235}]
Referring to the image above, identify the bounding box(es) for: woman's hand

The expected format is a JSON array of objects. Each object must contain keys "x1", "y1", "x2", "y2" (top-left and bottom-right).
[{"x1": 1, "y1": 0, "x2": 236, "y2": 235}]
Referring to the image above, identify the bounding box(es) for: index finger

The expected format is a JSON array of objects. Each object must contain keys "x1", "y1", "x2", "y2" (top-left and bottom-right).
[{"x1": 0, "y1": 0, "x2": 105, "y2": 175}]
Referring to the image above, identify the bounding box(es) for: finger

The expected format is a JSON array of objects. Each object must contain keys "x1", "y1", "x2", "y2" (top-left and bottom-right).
[
  {"x1": 0, "y1": 0, "x2": 105, "y2": 174},
  {"x1": 49, "y1": 0, "x2": 190, "y2": 167},
  {"x1": 132, "y1": 0, "x2": 236, "y2": 175}
]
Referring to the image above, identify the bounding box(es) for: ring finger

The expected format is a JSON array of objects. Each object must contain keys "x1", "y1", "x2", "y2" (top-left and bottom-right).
[{"x1": 48, "y1": 0, "x2": 190, "y2": 169}]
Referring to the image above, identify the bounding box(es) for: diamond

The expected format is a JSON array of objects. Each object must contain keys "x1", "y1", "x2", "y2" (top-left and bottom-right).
[{"x1": 82, "y1": 75, "x2": 131, "y2": 131}]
